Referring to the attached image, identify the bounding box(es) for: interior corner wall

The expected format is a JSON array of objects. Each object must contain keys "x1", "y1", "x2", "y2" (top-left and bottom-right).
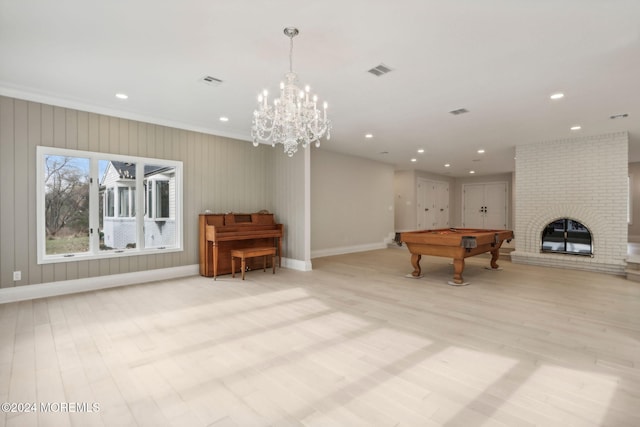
[
  {"x1": 0, "y1": 95, "x2": 274, "y2": 289},
  {"x1": 270, "y1": 146, "x2": 310, "y2": 269},
  {"x1": 311, "y1": 149, "x2": 395, "y2": 258},
  {"x1": 394, "y1": 170, "x2": 416, "y2": 232}
]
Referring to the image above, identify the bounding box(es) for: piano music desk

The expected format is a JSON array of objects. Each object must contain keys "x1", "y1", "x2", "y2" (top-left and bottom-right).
[{"x1": 231, "y1": 247, "x2": 277, "y2": 280}]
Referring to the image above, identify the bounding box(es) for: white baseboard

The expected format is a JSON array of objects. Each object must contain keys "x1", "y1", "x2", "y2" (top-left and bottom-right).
[
  {"x1": 282, "y1": 257, "x2": 312, "y2": 272},
  {"x1": 311, "y1": 241, "x2": 388, "y2": 259},
  {"x1": 0, "y1": 264, "x2": 199, "y2": 304}
]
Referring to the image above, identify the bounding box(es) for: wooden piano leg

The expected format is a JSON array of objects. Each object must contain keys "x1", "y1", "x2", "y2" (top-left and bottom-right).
[
  {"x1": 213, "y1": 243, "x2": 219, "y2": 280},
  {"x1": 277, "y1": 238, "x2": 282, "y2": 268}
]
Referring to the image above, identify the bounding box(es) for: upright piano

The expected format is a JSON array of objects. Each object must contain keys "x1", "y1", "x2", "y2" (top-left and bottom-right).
[{"x1": 198, "y1": 212, "x2": 284, "y2": 279}]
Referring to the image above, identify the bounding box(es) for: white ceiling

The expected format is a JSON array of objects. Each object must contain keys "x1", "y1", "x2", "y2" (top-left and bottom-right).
[{"x1": 1, "y1": 0, "x2": 639, "y2": 177}]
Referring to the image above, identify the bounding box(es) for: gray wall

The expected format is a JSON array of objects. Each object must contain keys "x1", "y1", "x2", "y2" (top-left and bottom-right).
[
  {"x1": 311, "y1": 149, "x2": 395, "y2": 256},
  {"x1": 628, "y1": 162, "x2": 640, "y2": 241},
  {"x1": 0, "y1": 95, "x2": 400, "y2": 289},
  {"x1": 0, "y1": 96, "x2": 277, "y2": 288}
]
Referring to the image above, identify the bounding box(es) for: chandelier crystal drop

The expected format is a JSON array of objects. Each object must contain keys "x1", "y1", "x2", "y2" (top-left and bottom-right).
[{"x1": 251, "y1": 27, "x2": 331, "y2": 157}]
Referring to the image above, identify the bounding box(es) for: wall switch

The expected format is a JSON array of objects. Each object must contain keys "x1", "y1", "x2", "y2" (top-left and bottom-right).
[{"x1": 13, "y1": 271, "x2": 21, "y2": 281}]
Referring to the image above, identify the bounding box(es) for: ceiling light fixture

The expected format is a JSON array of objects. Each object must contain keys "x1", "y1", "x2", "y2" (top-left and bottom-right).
[
  {"x1": 444, "y1": 164, "x2": 450, "y2": 168},
  {"x1": 570, "y1": 125, "x2": 581, "y2": 131},
  {"x1": 365, "y1": 133, "x2": 373, "y2": 139},
  {"x1": 477, "y1": 149, "x2": 485, "y2": 154},
  {"x1": 550, "y1": 93, "x2": 564, "y2": 100},
  {"x1": 469, "y1": 170, "x2": 475, "y2": 174},
  {"x1": 411, "y1": 158, "x2": 417, "y2": 162},
  {"x1": 251, "y1": 27, "x2": 331, "y2": 157},
  {"x1": 219, "y1": 116, "x2": 229, "y2": 122},
  {"x1": 417, "y1": 149, "x2": 425, "y2": 153},
  {"x1": 115, "y1": 93, "x2": 128, "y2": 99}
]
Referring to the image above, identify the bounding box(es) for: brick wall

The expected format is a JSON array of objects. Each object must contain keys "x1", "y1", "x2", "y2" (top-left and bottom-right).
[{"x1": 511, "y1": 132, "x2": 628, "y2": 275}]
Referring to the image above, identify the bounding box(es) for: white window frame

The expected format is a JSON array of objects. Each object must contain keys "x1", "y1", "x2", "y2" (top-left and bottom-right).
[
  {"x1": 37, "y1": 146, "x2": 183, "y2": 264},
  {"x1": 146, "y1": 177, "x2": 171, "y2": 220}
]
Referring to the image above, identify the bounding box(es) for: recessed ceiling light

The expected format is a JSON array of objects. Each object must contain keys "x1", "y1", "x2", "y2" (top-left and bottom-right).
[
  {"x1": 410, "y1": 158, "x2": 417, "y2": 162},
  {"x1": 365, "y1": 133, "x2": 373, "y2": 138},
  {"x1": 115, "y1": 93, "x2": 128, "y2": 99},
  {"x1": 550, "y1": 93, "x2": 564, "y2": 100},
  {"x1": 219, "y1": 116, "x2": 229, "y2": 122},
  {"x1": 417, "y1": 148, "x2": 425, "y2": 153},
  {"x1": 469, "y1": 170, "x2": 475, "y2": 174},
  {"x1": 570, "y1": 125, "x2": 581, "y2": 131},
  {"x1": 477, "y1": 149, "x2": 485, "y2": 154},
  {"x1": 444, "y1": 163, "x2": 450, "y2": 168}
]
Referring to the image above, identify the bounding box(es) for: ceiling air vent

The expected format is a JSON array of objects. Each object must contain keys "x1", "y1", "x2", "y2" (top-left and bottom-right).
[
  {"x1": 449, "y1": 108, "x2": 469, "y2": 115},
  {"x1": 200, "y1": 76, "x2": 223, "y2": 86},
  {"x1": 610, "y1": 113, "x2": 628, "y2": 119},
  {"x1": 368, "y1": 63, "x2": 393, "y2": 77}
]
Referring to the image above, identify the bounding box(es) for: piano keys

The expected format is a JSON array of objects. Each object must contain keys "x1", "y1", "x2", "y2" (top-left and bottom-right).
[{"x1": 198, "y1": 212, "x2": 284, "y2": 279}]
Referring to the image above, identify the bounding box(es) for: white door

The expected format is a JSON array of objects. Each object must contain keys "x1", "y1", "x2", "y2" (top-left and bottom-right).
[
  {"x1": 462, "y1": 182, "x2": 507, "y2": 228},
  {"x1": 484, "y1": 182, "x2": 507, "y2": 229},
  {"x1": 463, "y1": 184, "x2": 486, "y2": 228},
  {"x1": 417, "y1": 179, "x2": 449, "y2": 229},
  {"x1": 435, "y1": 181, "x2": 449, "y2": 228},
  {"x1": 417, "y1": 178, "x2": 436, "y2": 229}
]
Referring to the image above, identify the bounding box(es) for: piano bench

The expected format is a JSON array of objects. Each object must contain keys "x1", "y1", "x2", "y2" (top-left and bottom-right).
[{"x1": 231, "y1": 247, "x2": 277, "y2": 280}]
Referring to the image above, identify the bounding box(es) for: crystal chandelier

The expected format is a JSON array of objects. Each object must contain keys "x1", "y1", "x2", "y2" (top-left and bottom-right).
[{"x1": 251, "y1": 27, "x2": 331, "y2": 157}]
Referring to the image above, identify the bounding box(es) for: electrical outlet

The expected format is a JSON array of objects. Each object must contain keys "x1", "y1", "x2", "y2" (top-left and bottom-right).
[{"x1": 13, "y1": 271, "x2": 21, "y2": 281}]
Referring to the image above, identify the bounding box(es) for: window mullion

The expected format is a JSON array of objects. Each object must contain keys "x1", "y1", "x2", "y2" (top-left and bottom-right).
[
  {"x1": 89, "y1": 157, "x2": 99, "y2": 255},
  {"x1": 136, "y1": 163, "x2": 145, "y2": 250}
]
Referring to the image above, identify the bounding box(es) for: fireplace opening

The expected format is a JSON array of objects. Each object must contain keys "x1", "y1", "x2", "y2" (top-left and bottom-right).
[{"x1": 541, "y1": 218, "x2": 592, "y2": 256}]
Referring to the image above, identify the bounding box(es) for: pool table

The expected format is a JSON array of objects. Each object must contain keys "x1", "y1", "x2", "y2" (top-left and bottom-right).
[{"x1": 400, "y1": 228, "x2": 514, "y2": 285}]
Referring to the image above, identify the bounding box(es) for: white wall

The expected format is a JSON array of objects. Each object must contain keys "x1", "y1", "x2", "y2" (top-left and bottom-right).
[
  {"x1": 311, "y1": 149, "x2": 395, "y2": 258},
  {"x1": 511, "y1": 132, "x2": 628, "y2": 274},
  {"x1": 394, "y1": 170, "x2": 416, "y2": 231}
]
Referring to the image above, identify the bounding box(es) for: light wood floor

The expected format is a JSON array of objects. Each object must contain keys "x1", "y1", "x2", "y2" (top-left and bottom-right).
[{"x1": 1, "y1": 249, "x2": 639, "y2": 427}]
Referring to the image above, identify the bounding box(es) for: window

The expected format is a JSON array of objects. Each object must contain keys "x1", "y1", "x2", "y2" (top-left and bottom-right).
[
  {"x1": 37, "y1": 146, "x2": 183, "y2": 263},
  {"x1": 105, "y1": 187, "x2": 115, "y2": 217}
]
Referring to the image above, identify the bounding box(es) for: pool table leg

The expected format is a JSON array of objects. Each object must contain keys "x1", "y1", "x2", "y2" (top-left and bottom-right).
[
  {"x1": 410, "y1": 253, "x2": 422, "y2": 277},
  {"x1": 490, "y1": 248, "x2": 500, "y2": 269},
  {"x1": 452, "y1": 258, "x2": 464, "y2": 284}
]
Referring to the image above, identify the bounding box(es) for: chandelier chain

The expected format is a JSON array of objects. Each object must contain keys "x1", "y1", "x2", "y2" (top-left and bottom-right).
[{"x1": 289, "y1": 33, "x2": 294, "y2": 74}]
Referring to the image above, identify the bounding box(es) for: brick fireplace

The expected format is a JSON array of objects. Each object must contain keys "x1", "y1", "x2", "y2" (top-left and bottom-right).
[{"x1": 511, "y1": 132, "x2": 628, "y2": 275}]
